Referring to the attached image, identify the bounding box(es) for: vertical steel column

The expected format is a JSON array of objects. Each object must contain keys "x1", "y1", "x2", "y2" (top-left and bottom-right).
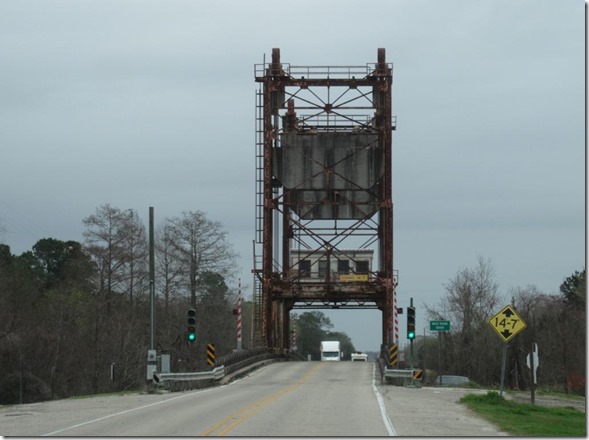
[
  {"x1": 280, "y1": 191, "x2": 292, "y2": 349},
  {"x1": 282, "y1": 302, "x2": 292, "y2": 351},
  {"x1": 374, "y1": 48, "x2": 394, "y2": 346},
  {"x1": 282, "y1": 192, "x2": 291, "y2": 279},
  {"x1": 262, "y1": 48, "x2": 286, "y2": 348}
]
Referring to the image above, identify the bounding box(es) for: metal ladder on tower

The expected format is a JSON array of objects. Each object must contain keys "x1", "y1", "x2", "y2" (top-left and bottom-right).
[{"x1": 251, "y1": 88, "x2": 265, "y2": 348}]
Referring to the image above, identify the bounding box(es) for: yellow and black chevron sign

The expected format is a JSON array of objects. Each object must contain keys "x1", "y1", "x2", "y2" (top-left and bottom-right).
[
  {"x1": 388, "y1": 343, "x2": 398, "y2": 366},
  {"x1": 413, "y1": 369, "x2": 423, "y2": 380},
  {"x1": 207, "y1": 343, "x2": 216, "y2": 367}
]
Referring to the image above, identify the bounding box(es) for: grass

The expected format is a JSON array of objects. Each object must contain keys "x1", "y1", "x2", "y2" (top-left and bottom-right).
[{"x1": 460, "y1": 391, "x2": 586, "y2": 436}]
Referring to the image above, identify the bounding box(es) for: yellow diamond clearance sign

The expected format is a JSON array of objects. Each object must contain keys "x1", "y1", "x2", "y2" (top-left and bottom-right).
[{"x1": 489, "y1": 305, "x2": 527, "y2": 343}]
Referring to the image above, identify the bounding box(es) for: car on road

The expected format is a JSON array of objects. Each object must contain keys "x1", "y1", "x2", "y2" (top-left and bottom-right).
[
  {"x1": 434, "y1": 375, "x2": 470, "y2": 386},
  {"x1": 351, "y1": 352, "x2": 368, "y2": 361}
]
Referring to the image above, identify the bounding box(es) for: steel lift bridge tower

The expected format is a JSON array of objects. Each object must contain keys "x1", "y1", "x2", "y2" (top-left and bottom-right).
[{"x1": 253, "y1": 48, "x2": 398, "y2": 351}]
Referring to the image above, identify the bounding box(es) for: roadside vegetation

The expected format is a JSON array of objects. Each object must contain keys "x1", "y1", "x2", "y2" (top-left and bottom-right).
[
  {"x1": 0, "y1": 204, "x2": 356, "y2": 404},
  {"x1": 412, "y1": 258, "x2": 585, "y2": 396},
  {"x1": 0, "y1": 207, "x2": 584, "y2": 404},
  {"x1": 0, "y1": 205, "x2": 243, "y2": 404},
  {"x1": 460, "y1": 391, "x2": 586, "y2": 436}
]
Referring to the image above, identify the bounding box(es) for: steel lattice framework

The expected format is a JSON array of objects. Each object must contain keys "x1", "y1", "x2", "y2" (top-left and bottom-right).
[{"x1": 253, "y1": 48, "x2": 397, "y2": 351}]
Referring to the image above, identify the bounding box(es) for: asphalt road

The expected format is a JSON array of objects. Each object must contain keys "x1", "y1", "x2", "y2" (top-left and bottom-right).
[{"x1": 0, "y1": 361, "x2": 507, "y2": 436}]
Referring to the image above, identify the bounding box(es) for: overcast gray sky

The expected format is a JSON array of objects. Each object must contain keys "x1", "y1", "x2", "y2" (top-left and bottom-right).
[{"x1": 0, "y1": 0, "x2": 584, "y2": 352}]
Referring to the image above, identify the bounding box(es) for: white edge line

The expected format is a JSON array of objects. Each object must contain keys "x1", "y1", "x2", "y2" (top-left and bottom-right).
[
  {"x1": 42, "y1": 385, "x2": 221, "y2": 436},
  {"x1": 372, "y1": 363, "x2": 397, "y2": 436},
  {"x1": 42, "y1": 363, "x2": 273, "y2": 436}
]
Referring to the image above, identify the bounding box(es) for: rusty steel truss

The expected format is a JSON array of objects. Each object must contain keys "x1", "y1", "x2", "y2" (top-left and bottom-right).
[{"x1": 253, "y1": 48, "x2": 397, "y2": 350}]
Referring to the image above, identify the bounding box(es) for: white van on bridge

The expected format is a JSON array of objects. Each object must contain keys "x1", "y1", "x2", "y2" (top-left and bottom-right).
[{"x1": 320, "y1": 341, "x2": 341, "y2": 361}]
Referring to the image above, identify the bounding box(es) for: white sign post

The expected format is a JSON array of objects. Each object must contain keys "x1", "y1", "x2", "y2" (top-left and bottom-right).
[{"x1": 526, "y1": 343, "x2": 539, "y2": 404}]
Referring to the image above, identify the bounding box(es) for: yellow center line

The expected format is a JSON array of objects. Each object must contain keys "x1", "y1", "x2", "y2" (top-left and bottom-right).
[{"x1": 200, "y1": 362, "x2": 325, "y2": 436}]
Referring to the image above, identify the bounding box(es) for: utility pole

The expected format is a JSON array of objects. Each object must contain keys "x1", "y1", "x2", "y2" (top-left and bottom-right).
[
  {"x1": 149, "y1": 206, "x2": 155, "y2": 351},
  {"x1": 146, "y1": 207, "x2": 157, "y2": 389},
  {"x1": 438, "y1": 329, "x2": 442, "y2": 384}
]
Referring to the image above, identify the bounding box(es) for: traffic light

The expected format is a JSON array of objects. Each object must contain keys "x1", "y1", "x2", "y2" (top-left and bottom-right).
[
  {"x1": 187, "y1": 309, "x2": 196, "y2": 343},
  {"x1": 407, "y1": 306, "x2": 416, "y2": 340}
]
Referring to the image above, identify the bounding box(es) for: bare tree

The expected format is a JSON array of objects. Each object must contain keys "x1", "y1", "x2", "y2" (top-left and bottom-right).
[
  {"x1": 165, "y1": 211, "x2": 238, "y2": 306},
  {"x1": 83, "y1": 205, "x2": 148, "y2": 303},
  {"x1": 510, "y1": 281, "x2": 585, "y2": 394},
  {"x1": 82, "y1": 205, "x2": 150, "y2": 393},
  {"x1": 155, "y1": 222, "x2": 187, "y2": 313},
  {"x1": 442, "y1": 256, "x2": 501, "y2": 333},
  {"x1": 119, "y1": 209, "x2": 148, "y2": 303},
  {"x1": 153, "y1": 223, "x2": 189, "y2": 361},
  {"x1": 425, "y1": 256, "x2": 502, "y2": 382},
  {"x1": 83, "y1": 204, "x2": 130, "y2": 304}
]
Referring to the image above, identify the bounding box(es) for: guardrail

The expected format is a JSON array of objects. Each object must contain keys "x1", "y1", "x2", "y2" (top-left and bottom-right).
[
  {"x1": 154, "y1": 347, "x2": 301, "y2": 392},
  {"x1": 153, "y1": 366, "x2": 226, "y2": 392},
  {"x1": 379, "y1": 343, "x2": 423, "y2": 385},
  {"x1": 382, "y1": 366, "x2": 423, "y2": 387},
  {"x1": 383, "y1": 368, "x2": 415, "y2": 379},
  {"x1": 217, "y1": 346, "x2": 272, "y2": 374},
  {"x1": 155, "y1": 366, "x2": 226, "y2": 382}
]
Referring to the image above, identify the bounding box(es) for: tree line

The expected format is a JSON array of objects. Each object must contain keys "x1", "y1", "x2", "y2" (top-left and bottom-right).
[
  {"x1": 411, "y1": 257, "x2": 585, "y2": 395},
  {"x1": 0, "y1": 203, "x2": 358, "y2": 404},
  {"x1": 0, "y1": 204, "x2": 245, "y2": 404},
  {"x1": 1, "y1": 207, "x2": 583, "y2": 402}
]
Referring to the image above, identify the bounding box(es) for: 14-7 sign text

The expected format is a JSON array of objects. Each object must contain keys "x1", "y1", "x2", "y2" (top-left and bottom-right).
[{"x1": 489, "y1": 305, "x2": 527, "y2": 343}]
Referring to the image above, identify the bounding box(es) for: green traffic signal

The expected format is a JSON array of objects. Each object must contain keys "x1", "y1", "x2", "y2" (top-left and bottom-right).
[
  {"x1": 187, "y1": 309, "x2": 196, "y2": 343},
  {"x1": 407, "y1": 306, "x2": 416, "y2": 340}
]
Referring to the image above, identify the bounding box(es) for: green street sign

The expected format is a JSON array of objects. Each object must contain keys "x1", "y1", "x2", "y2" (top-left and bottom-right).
[{"x1": 430, "y1": 320, "x2": 450, "y2": 331}]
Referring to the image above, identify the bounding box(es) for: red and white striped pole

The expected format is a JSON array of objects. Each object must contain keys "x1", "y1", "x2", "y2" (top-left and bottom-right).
[
  {"x1": 393, "y1": 277, "x2": 399, "y2": 344},
  {"x1": 393, "y1": 290, "x2": 398, "y2": 343},
  {"x1": 237, "y1": 278, "x2": 242, "y2": 351}
]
